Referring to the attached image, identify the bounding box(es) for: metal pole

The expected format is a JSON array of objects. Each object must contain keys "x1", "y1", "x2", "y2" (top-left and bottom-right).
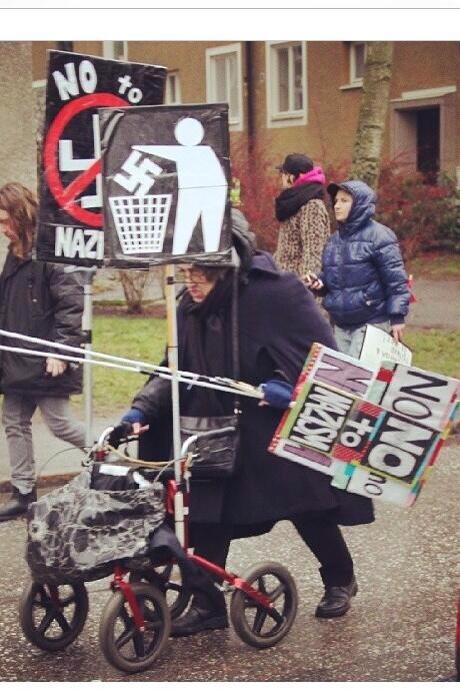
[
  {"x1": 164, "y1": 265, "x2": 185, "y2": 547},
  {"x1": 82, "y1": 268, "x2": 96, "y2": 448}
]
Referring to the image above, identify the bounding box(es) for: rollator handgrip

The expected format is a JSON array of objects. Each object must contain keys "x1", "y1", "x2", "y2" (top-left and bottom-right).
[
  {"x1": 106, "y1": 422, "x2": 134, "y2": 449},
  {"x1": 193, "y1": 425, "x2": 236, "y2": 440},
  {"x1": 179, "y1": 426, "x2": 236, "y2": 456}
]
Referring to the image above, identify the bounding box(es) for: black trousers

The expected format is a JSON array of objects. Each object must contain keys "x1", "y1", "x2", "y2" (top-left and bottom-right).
[{"x1": 190, "y1": 513, "x2": 354, "y2": 609}]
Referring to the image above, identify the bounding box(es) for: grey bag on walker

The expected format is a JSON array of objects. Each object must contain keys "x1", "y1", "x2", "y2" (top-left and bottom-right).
[{"x1": 26, "y1": 468, "x2": 165, "y2": 584}]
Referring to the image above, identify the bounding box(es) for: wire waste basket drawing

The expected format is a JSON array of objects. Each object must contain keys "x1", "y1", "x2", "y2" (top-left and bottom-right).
[{"x1": 109, "y1": 194, "x2": 172, "y2": 254}]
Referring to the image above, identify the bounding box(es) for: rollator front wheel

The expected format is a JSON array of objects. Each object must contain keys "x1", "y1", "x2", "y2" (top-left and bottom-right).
[
  {"x1": 230, "y1": 561, "x2": 298, "y2": 649},
  {"x1": 99, "y1": 582, "x2": 171, "y2": 674},
  {"x1": 19, "y1": 580, "x2": 89, "y2": 651},
  {"x1": 129, "y1": 562, "x2": 190, "y2": 620}
]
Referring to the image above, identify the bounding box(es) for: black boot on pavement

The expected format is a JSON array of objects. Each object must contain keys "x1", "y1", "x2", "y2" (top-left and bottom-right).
[
  {"x1": 315, "y1": 576, "x2": 358, "y2": 619},
  {"x1": 0, "y1": 486, "x2": 37, "y2": 522},
  {"x1": 171, "y1": 590, "x2": 229, "y2": 638}
]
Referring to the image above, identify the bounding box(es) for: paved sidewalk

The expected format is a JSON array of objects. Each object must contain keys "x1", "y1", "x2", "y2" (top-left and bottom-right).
[
  {"x1": 406, "y1": 277, "x2": 460, "y2": 329},
  {"x1": 1, "y1": 442, "x2": 458, "y2": 681}
]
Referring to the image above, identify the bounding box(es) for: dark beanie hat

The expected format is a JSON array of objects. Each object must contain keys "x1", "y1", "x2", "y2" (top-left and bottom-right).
[{"x1": 276, "y1": 153, "x2": 314, "y2": 177}]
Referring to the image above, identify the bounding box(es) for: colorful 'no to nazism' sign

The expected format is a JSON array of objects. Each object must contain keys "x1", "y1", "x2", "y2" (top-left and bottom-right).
[
  {"x1": 36, "y1": 50, "x2": 167, "y2": 267},
  {"x1": 269, "y1": 344, "x2": 460, "y2": 507}
]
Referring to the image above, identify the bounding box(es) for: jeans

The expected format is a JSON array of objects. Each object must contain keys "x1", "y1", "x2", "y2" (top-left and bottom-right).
[
  {"x1": 2, "y1": 394, "x2": 86, "y2": 495},
  {"x1": 334, "y1": 321, "x2": 391, "y2": 359}
]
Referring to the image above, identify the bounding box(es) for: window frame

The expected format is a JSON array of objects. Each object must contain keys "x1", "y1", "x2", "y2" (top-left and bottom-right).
[
  {"x1": 205, "y1": 43, "x2": 243, "y2": 132},
  {"x1": 349, "y1": 42, "x2": 367, "y2": 86},
  {"x1": 165, "y1": 72, "x2": 182, "y2": 105},
  {"x1": 390, "y1": 90, "x2": 456, "y2": 181},
  {"x1": 265, "y1": 40, "x2": 307, "y2": 128},
  {"x1": 102, "y1": 40, "x2": 128, "y2": 61}
]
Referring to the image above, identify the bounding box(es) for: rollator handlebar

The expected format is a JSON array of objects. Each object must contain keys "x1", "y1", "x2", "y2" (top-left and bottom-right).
[
  {"x1": 84, "y1": 424, "x2": 237, "y2": 469},
  {"x1": 180, "y1": 426, "x2": 237, "y2": 456}
]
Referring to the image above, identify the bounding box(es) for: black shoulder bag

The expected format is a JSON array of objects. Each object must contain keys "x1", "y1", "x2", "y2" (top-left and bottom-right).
[{"x1": 179, "y1": 269, "x2": 241, "y2": 479}]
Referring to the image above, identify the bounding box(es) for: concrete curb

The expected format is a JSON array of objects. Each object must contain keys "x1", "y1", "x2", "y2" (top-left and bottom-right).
[{"x1": 0, "y1": 472, "x2": 78, "y2": 495}]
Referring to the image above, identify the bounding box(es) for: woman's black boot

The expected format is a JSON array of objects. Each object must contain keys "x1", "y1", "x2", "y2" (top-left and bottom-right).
[
  {"x1": 315, "y1": 576, "x2": 358, "y2": 618},
  {"x1": 171, "y1": 591, "x2": 228, "y2": 637}
]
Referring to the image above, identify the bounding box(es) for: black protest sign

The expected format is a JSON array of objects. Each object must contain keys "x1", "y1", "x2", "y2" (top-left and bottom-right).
[
  {"x1": 99, "y1": 103, "x2": 232, "y2": 267},
  {"x1": 287, "y1": 381, "x2": 355, "y2": 455},
  {"x1": 36, "y1": 50, "x2": 166, "y2": 267}
]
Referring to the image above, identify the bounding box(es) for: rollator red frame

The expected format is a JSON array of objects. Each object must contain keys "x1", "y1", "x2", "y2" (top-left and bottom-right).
[
  {"x1": 19, "y1": 426, "x2": 298, "y2": 674},
  {"x1": 104, "y1": 429, "x2": 275, "y2": 629}
]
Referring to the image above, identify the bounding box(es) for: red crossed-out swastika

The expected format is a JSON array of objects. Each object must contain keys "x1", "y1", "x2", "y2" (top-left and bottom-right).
[{"x1": 43, "y1": 92, "x2": 127, "y2": 227}]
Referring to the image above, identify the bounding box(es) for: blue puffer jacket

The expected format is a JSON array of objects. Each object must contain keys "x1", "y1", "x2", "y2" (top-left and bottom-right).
[{"x1": 319, "y1": 180, "x2": 410, "y2": 328}]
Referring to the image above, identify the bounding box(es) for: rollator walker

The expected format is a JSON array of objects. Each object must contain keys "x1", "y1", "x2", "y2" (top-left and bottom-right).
[{"x1": 19, "y1": 424, "x2": 298, "y2": 674}]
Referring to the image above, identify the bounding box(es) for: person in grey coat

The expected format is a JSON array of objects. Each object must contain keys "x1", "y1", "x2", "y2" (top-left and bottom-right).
[
  {"x1": 112, "y1": 209, "x2": 374, "y2": 636},
  {"x1": 0, "y1": 182, "x2": 86, "y2": 521}
]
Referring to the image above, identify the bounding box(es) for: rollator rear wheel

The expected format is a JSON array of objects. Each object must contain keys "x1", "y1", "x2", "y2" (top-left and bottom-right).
[
  {"x1": 99, "y1": 582, "x2": 171, "y2": 674},
  {"x1": 19, "y1": 580, "x2": 89, "y2": 651},
  {"x1": 230, "y1": 561, "x2": 298, "y2": 649},
  {"x1": 129, "y1": 562, "x2": 190, "y2": 620}
]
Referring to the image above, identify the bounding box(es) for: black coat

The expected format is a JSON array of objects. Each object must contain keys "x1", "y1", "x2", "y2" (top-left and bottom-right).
[
  {"x1": 134, "y1": 252, "x2": 374, "y2": 531},
  {"x1": 0, "y1": 252, "x2": 84, "y2": 397}
]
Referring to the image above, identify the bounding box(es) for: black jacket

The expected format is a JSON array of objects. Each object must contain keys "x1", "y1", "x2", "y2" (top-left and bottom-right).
[
  {"x1": 135, "y1": 252, "x2": 374, "y2": 530},
  {"x1": 0, "y1": 252, "x2": 84, "y2": 396}
]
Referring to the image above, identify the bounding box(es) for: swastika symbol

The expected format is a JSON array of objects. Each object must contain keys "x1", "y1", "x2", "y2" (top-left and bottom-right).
[{"x1": 114, "y1": 150, "x2": 162, "y2": 196}]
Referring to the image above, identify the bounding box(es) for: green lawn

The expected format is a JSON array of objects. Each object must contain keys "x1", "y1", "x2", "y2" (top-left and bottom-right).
[
  {"x1": 406, "y1": 252, "x2": 460, "y2": 279},
  {"x1": 72, "y1": 314, "x2": 167, "y2": 413},
  {"x1": 404, "y1": 328, "x2": 460, "y2": 379},
  {"x1": 72, "y1": 315, "x2": 459, "y2": 415}
]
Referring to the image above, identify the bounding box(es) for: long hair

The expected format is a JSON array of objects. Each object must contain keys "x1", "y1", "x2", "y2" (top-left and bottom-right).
[{"x1": 0, "y1": 182, "x2": 37, "y2": 259}]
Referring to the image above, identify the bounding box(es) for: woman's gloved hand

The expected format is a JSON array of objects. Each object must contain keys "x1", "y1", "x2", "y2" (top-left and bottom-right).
[
  {"x1": 107, "y1": 421, "x2": 133, "y2": 449},
  {"x1": 108, "y1": 408, "x2": 147, "y2": 448},
  {"x1": 259, "y1": 379, "x2": 294, "y2": 409}
]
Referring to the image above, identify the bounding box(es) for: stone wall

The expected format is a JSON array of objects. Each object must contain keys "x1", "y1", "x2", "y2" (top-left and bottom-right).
[
  {"x1": 0, "y1": 42, "x2": 37, "y2": 263},
  {"x1": 0, "y1": 42, "x2": 37, "y2": 191}
]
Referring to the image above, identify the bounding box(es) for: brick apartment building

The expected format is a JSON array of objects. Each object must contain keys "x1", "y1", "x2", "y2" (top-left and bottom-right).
[
  {"x1": 31, "y1": 40, "x2": 460, "y2": 174},
  {"x1": 0, "y1": 39, "x2": 458, "y2": 256}
]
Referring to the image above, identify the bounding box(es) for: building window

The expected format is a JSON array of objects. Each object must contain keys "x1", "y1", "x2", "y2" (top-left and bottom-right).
[
  {"x1": 266, "y1": 41, "x2": 307, "y2": 127},
  {"x1": 103, "y1": 41, "x2": 128, "y2": 61},
  {"x1": 206, "y1": 43, "x2": 243, "y2": 131},
  {"x1": 165, "y1": 72, "x2": 181, "y2": 105},
  {"x1": 350, "y1": 42, "x2": 366, "y2": 84},
  {"x1": 56, "y1": 42, "x2": 74, "y2": 53}
]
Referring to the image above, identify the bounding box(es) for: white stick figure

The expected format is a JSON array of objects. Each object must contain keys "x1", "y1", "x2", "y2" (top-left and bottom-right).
[{"x1": 135, "y1": 117, "x2": 228, "y2": 255}]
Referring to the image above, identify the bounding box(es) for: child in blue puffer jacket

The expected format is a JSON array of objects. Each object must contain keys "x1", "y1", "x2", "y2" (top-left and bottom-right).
[{"x1": 305, "y1": 179, "x2": 410, "y2": 358}]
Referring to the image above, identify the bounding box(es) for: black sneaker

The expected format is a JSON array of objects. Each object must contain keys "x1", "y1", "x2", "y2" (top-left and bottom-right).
[
  {"x1": 0, "y1": 486, "x2": 37, "y2": 522},
  {"x1": 170, "y1": 605, "x2": 229, "y2": 637},
  {"x1": 315, "y1": 576, "x2": 358, "y2": 618}
]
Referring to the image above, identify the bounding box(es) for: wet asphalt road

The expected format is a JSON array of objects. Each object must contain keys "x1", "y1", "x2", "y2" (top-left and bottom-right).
[{"x1": 0, "y1": 441, "x2": 458, "y2": 683}]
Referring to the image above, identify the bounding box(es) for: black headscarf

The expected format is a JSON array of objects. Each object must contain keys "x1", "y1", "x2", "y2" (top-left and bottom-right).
[{"x1": 275, "y1": 182, "x2": 325, "y2": 222}]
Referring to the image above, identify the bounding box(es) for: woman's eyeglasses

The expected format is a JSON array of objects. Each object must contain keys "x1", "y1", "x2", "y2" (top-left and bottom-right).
[{"x1": 175, "y1": 267, "x2": 208, "y2": 284}]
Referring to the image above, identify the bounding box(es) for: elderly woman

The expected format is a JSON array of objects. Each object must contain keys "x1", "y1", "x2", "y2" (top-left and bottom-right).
[{"x1": 114, "y1": 210, "x2": 374, "y2": 636}]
